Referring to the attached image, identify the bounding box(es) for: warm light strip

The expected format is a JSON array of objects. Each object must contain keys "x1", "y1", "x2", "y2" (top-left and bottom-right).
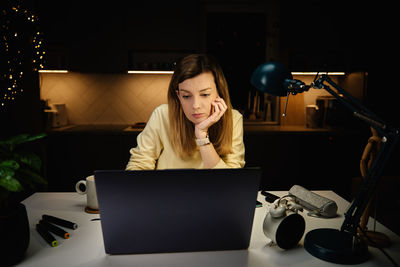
[
  {"x1": 38, "y1": 70, "x2": 68, "y2": 73},
  {"x1": 291, "y1": 72, "x2": 345, "y2": 75},
  {"x1": 127, "y1": 70, "x2": 174, "y2": 74}
]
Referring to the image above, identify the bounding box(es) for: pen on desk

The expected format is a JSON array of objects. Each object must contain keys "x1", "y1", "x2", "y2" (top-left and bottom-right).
[
  {"x1": 36, "y1": 223, "x2": 58, "y2": 247},
  {"x1": 42, "y1": 215, "x2": 78, "y2": 230},
  {"x1": 39, "y1": 220, "x2": 70, "y2": 239}
]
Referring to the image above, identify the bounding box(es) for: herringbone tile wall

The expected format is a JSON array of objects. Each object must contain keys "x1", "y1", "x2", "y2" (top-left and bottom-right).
[{"x1": 40, "y1": 72, "x2": 171, "y2": 125}]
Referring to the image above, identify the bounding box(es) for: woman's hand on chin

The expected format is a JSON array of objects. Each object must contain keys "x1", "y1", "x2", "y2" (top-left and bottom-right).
[{"x1": 194, "y1": 97, "x2": 227, "y2": 139}]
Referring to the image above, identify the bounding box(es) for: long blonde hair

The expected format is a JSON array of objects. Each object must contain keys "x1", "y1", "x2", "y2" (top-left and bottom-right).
[{"x1": 168, "y1": 54, "x2": 233, "y2": 158}]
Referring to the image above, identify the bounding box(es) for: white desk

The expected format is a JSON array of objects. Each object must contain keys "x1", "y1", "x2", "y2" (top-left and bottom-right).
[{"x1": 19, "y1": 191, "x2": 400, "y2": 267}]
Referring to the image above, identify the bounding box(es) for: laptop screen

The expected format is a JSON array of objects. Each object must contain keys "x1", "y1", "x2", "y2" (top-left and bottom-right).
[{"x1": 95, "y1": 168, "x2": 261, "y2": 254}]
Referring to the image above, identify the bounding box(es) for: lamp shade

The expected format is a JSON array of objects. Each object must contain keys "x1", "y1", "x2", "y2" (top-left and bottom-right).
[{"x1": 250, "y1": 62, "x2": 292, "y2": 96}]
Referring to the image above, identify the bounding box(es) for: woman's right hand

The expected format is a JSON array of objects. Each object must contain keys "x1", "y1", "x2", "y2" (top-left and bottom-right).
[{"x1": 194, "y1": 97, "x2": 227, "y2": 139}]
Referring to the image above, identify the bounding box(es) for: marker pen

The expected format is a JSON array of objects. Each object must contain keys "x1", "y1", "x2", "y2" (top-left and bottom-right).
[
  {"x1": 42, "y1": 215, "x2": 78, "y2": 230},
  {"x1": 39, "y1": 220, "x2": 70, "y2": 239},
  {"x1": 36, "y1": 223, "x2": 58, "y2": 247}
]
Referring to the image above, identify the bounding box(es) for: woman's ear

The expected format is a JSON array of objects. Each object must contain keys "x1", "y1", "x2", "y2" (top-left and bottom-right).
[{"x1": 216, "y1": 90, "x2": 221, "y2": 98}]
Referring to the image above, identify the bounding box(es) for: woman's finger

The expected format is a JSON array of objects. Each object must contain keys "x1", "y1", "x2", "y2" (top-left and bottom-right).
[
  {"x1": 211, "y1": 102, "x2": 226, "y2": 122},
  {"x1": 215, "y1": 98, "x2": 227, "y2": 111},
  {"x1": 210, "y1": 103, "x2": 220, "y2": 121}
]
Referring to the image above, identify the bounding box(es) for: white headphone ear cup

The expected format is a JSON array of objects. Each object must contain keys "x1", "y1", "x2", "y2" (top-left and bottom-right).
[
  {"x1": 272, "y1": 199, "x2": 280, "y2": 206},
  {"x1": 270, "y1": 205, "x2": 286, "y2": 218}
]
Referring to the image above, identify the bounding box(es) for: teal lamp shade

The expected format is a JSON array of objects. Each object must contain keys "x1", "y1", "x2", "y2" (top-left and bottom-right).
[{"x1": 250, "y1": 62, "x2": 292, "y2": 96}]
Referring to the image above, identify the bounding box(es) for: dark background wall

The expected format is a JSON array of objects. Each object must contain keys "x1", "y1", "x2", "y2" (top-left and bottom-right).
[
  {"x1": 2, "y1": 0, "x2": 398, "y2": 180},
  {"x1": 2, "y1": 0, "x2": 397, "y2": 132},
  {"x1": 2, "y1": 0, "x2": 399, "y2": 234},
  {"x1": 1, "y1": 0, "x2": 398, "y2": 166}
]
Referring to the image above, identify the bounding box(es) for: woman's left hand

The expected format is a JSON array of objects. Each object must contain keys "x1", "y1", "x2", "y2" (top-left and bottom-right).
[{"x1": 194, "y1": 97, "x2": 227, "y2": 139}]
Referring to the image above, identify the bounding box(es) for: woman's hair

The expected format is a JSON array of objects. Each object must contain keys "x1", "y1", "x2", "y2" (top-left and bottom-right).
[{"x1": 168, "y1": 54, "x2": 233, "y2": 158}]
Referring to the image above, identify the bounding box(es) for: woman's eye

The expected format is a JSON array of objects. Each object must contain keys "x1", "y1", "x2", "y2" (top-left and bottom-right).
[
  {"x1": 182, "y1": 95, "x2": 191, "y2": 99},
  {"x1": 201, "y1": 94, "x2": 210, "y2": 97}
]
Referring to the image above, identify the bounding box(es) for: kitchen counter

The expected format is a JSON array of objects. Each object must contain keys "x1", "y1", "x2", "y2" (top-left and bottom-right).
[
  {"x1": 49, "y1": 124, "x2": 351, "y2": 134},
  {"x1": 45, "y1": 122, "x2": 368, "y2": 198},
  {"x1": 50, "y1": 124, "x2": 143, "y2": 133},
  {"x1": 244, "y1": 124, "x2": 331, "y2": 133}
]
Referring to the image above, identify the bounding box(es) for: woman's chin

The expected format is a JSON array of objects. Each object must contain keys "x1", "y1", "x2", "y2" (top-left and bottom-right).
[{"x1": 188, "y1": 116, "x2": 206, "y2": 125}]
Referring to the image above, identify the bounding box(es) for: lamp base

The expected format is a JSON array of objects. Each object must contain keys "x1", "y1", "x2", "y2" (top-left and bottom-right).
[{"x1": 304, "y1": 228, "x2": 369, "y2": 264}]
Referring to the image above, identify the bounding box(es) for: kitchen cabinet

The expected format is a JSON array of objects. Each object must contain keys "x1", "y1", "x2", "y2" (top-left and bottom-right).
[
  {"x1": 244, "y1": 128, "x2": 368, "y2": 199},
  {"x1": 45, "y1": 131, "x2": 138, "y2": 191},
  {"x1": 45, "y1": 126, "x2": 368, "y2": 201},
  {"x1": 35, "y1": 2, "x2": 203, "y2": 73}
]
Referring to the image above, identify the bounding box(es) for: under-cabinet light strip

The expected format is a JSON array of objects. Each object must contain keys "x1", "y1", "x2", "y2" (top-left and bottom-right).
[
  {"x1": 38, "y1": 70, "x2": 68, "y2": 73},
  {"x1": 127, "y1": 70, "x2": 174, "y2": 74},
  {"x1": 38, "y1": 70, "x2": 345, "y2": 75},
  {"x1": 291, "y1": 72, "x2": 345, "y2": 75}
]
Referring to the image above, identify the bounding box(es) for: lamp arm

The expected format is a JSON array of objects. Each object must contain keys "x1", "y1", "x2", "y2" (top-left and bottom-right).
[
  {"x1": 313, "y1": 75, "x2": 387, "y2": 134},
  {"x1": 313, "y1": 74, "x2": 400, "y2": 236},
  {"x1": 342, "y1": 136, "x2": 398, "y2": 235}
]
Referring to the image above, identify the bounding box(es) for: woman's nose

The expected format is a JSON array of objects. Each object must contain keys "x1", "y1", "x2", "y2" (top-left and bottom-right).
[{"x1": 192, "y1": 96, "x2": 201, "y2": 109}]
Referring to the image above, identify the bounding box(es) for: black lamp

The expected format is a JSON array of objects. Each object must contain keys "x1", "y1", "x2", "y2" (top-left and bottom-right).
[{"x1": 251, "y1": 62, "x2": 399, "y2": 264}]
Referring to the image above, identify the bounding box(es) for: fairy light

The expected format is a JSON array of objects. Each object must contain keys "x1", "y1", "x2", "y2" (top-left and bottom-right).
[{"x1": 1, "y1": 1, "x2": 46, "y2": 108}]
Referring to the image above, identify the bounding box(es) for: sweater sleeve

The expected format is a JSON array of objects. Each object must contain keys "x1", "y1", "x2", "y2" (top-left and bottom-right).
[
  {"x1": 125, "y1": 107, "x2": 164, "y2": 170},
  {"x1": 213, "y1": 111, "x2": 245, "y2": 169}
]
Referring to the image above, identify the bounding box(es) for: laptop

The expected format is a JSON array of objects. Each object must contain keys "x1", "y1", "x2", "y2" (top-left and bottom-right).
[{"x1": 94, "y1": 168, "x2": 261, "y2": 255}]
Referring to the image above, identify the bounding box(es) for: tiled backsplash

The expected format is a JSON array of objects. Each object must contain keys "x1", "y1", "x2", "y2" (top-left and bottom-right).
[
  {"x1": 40, "y1": 72, "x2": 364, "y2": 126},
  {"x1": 40, "y1": 72, "x2": 172, "y2": 125}
]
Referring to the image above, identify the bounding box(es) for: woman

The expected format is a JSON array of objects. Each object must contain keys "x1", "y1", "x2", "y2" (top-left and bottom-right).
[{"x1": 126, "y1": 54, "x2": 245, "y2": 169}]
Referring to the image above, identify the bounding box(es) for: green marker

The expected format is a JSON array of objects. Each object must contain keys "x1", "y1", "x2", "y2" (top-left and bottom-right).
[{"x1": 36, "y1": 223, "x2": 58, "y2": 247}]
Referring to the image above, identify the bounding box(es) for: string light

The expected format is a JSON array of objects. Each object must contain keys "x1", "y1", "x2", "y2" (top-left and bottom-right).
[{"x1": 1, "y1": 1, "x2": 46, "y2": 108}]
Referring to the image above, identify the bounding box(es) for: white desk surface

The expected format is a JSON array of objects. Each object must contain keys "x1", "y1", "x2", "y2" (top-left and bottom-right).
[{"x1": 19, "y1": 191, "x2": 400, "y2": 267}]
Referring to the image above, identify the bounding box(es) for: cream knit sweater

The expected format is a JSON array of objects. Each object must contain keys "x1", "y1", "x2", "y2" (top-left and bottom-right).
[{"x1": 126, "y1": 104, "x2": 245, "y2": 170}]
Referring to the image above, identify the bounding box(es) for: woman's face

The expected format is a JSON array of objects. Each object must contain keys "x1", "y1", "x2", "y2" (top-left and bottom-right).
[{"x1": 177, "y1": 72, "x2": 219, "y2": 124}]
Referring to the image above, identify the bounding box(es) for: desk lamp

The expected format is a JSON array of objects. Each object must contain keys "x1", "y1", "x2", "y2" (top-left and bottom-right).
[{"x1": 251, "y1": 62, "x2": 399, "y2": 264}]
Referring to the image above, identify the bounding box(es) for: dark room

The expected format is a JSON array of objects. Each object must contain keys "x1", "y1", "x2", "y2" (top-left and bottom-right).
[{"x1": 1, "y1": 0, "x2": 399, "y2": 266}]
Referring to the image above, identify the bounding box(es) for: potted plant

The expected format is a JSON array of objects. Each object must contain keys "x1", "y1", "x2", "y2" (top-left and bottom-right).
[{"x1": 0, "y1": 133, "x2": 47, "y2": 266}]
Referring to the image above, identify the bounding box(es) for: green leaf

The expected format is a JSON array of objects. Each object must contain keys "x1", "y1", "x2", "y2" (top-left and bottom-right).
[
  {"x1": 0, "y1": 171, "x2": 23, "y2": 192},
  {"x1": 0, "y1": 133, "x2": 46, "y2": 152},
  {"x1": 1, "y1": 134, "x2": 29, "y2": 151},
  {"x1": 17, "y1": 152, "x2": 41, "y2": 171},
  {"x1": 24, "y1": 133, "x2": 47, "y2": 143},
  {"x1": 0, "y1": 160, "x2": 20, "y2": 170},
  {"x1": 18, "y1": 168, "x2": 47, "y2": 186},
  {"x1": 0, "y1": 133, "x2": 46, "y2": 195},
  {"x1": 0, "y1": 167, "x2": 15, "y2": 178},
  {"x1": 5, "y1": 134, "x2": 30, "y2": 145}
]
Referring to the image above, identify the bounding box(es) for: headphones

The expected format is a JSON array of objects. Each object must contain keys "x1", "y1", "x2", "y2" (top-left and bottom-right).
[
  {"x1": 263, "y1": 195, "x2": 306, "y2": 249},
  {"x1": 269, "y1": 195, "x2": 303, "y2": 218}
]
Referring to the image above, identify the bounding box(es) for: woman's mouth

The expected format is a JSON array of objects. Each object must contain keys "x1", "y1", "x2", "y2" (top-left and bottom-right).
[{"x1": 192, "y1": 113, "x2": 204, "y2": 119}]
